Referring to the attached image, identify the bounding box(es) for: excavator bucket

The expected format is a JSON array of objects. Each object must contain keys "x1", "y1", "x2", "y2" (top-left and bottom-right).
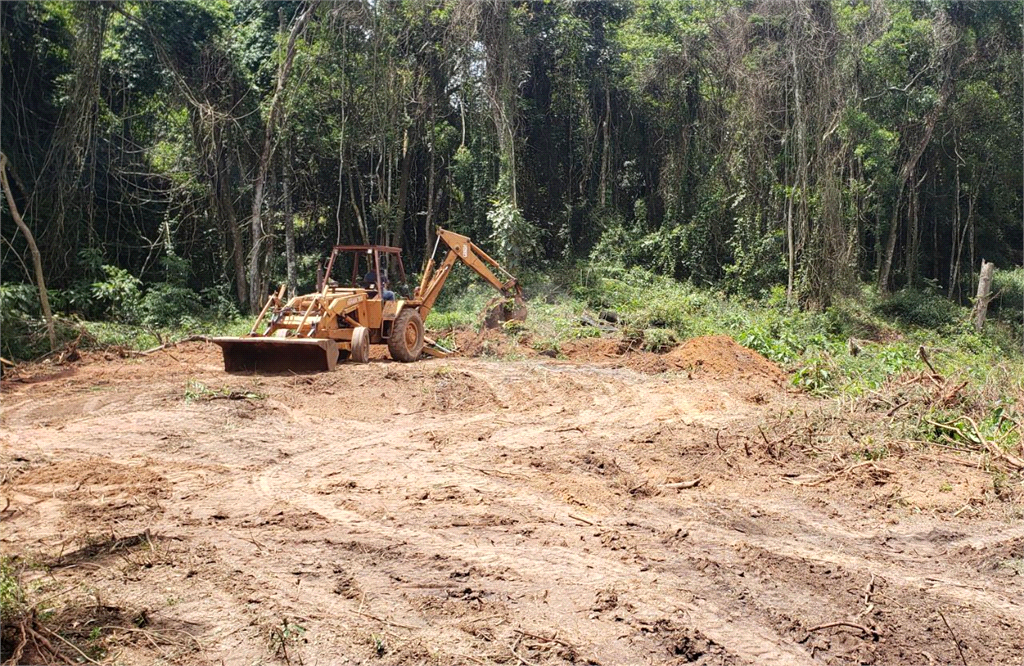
[
  {"x1": 213, "y1": 337, "x2": 339, "y2": 373},
  {"x1": 482, "y1": 293, "x2": 528, "y2": 329}
]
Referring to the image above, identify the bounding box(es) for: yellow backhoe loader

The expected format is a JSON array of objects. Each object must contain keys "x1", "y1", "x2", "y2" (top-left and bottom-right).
[{"x1": 213, "y1": 228, "x2": 526, "y2": 372}]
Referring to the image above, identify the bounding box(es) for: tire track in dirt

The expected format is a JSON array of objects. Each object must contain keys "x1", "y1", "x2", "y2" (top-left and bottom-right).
[
  {"x1": 3, "y1": 347, "x2": 1021, "y2": 665},
  {"x1": 254, "y1": 455, "x2": 818, "y2": 665}
]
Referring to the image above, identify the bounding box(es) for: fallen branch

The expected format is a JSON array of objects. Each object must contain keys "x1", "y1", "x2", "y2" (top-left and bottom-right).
[
  {"x1": 782, "y1": 462, "x2": 893, "y2": 487},
  {"x1": 918, "y1": 346, "x2": 943, "y2": 386},
  {"x1": 886, "y1": 401, "x2": 909, "y2": 417},
  {"x1": 37, "y1": 624, "x2": 99, "y2": 665},
  {"x1": 510, "y1": 632, "x2": 537, "y2": 666},
  {"x1": 926, "y1": 417, "x2": 1024, "y2": 472},
  {"x1": 962, "y1": 415, "x2": 1024, "y2": 472},
  {"x1": 140, "y1": 334, "x2": 212, "y2": 356},
  {"x1": 937, "y1": 611, "x2": 968, "y2": 666},
  {"x1": 513, "y1": 628, "x2": 574, "y2": 649}
]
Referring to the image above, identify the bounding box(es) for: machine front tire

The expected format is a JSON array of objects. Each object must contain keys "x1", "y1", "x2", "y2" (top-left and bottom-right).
[
  {"x1": 388, "y1": 309, "x2": 424, "y2": 362},
  {"x1": 351, "y1": 326, "x2": 370, "y2": 364}
]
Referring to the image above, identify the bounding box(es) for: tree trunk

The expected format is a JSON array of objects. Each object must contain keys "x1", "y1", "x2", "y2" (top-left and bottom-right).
[
  {"x1": 247, "y1": 1, "x2": 319, "y2": 312},
  {"x1": 224, "y1": 161, "x2": 248, "y2": 308},
  {"x1": 335, "y1": 110, "x2": 347, "y2": 245},
  {"x1": 906, "y1": 169, "x2": 920, "y2": 284},
  {"x1": 1, "y1": 152, "x2": 56, "y2": 350},
  {"x1": 599, "y1": 86, "x2": 611, "y2": 208},
  {"x1": 395, "y1": 127, "x2": 412, "y2": 251},
  {"x1": 348, "y1": 170, "x2": 367, "y2": 243},
  {"x1": 971, "y1": 260, "x2": 994, "y2": 331},
  {"x1": 283, "y1": 150, "x2": 297, "y2": 298}
]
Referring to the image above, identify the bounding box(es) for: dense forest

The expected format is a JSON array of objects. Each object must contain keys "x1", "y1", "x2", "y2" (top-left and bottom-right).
[{"x1": 1, "y1": 0, "x2": 1022, "y2": 330}]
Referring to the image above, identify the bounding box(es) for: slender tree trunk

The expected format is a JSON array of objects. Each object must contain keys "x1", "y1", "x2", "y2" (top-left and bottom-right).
[
  {"x1": 247, "y1": 1, "x2": 319, "y2": 312},
  {"x1": 422, "y1": 137, "x2": 438, "y2": 274},
  {"x1": 949, "y1": 154, "x2": 962, "y2": 298},
  {"x1": 335, "y1": 110, "x2": 347, "y2": 245},
  {"x1": 226, "y1": 186, "x2": 248, "y2": 308},
  {"x1": 906, "y1": 169, "x2": 919, "y2": 284},
  {"x1": 786, "y1": 46, "x2": 797, "y2": 305},
  {"x1": 395, "y1": 127, "x2": 412, "y2": 250},
  {"x1": 283, "y1": 147, "x2": 297, "y2": 298},
  {"x1": 348, "y1": 170, "x2": 367, "y2": 243},
  {"x1": 1, "y1": 152, "x2": 56, "y2": 350},
  {"x1": 599, "y1": 86, "x2": 610, "y2": 208}
]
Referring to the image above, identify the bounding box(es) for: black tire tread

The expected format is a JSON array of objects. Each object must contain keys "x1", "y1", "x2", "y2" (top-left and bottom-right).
[{"x1": 387, "y1": 309, "x2": 424, "y2": 362}]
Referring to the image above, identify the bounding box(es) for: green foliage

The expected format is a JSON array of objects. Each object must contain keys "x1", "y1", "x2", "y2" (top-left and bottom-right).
[
  {"x1": 487, "y1": 198, "x2": 538, "y2": 271},
  {"x1": 724, "y1": 226, "x2": 787, "y2": 297},
  {"x1": 641, "y1": 327, "x2": 677, "y2": 352},
  {"x1": 140, "y1": 284, "x2": 202, "y2": 327},
  {"x1": 0, "y1": 283, "x2": 37, "y2": 322},
  {"x1": 184, "y1": 378, "x2": 265, "y2": 402},
  {"x1": 874, "y1": 287, "x2": 959, "y2": 330},
  {"x1": 990, "y1": 268, "x2": 1024, "y2": 333},
  {"x1": 1, "y1": 284, "x2": 81, "y2": 360},
  {"x1": 91, "y1": 265, "x2": 143, "y2": 323},
  {"x1": 0, "y1": 557, "x2": 24, "y2": 620}
]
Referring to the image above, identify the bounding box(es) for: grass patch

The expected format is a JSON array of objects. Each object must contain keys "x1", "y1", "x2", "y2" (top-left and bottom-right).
[{"x1": 183, "y1": 378, "x2": 265, "y2": 403}]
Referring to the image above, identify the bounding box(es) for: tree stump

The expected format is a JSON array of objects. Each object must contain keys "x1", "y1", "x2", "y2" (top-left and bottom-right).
[{"x1": 972, "y1": 260, "x2": 995, "y2": 331}]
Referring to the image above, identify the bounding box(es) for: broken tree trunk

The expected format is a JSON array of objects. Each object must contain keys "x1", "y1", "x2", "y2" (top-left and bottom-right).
[{"x1": 972, "y1": 260, "x2": 995, "y2": 331}]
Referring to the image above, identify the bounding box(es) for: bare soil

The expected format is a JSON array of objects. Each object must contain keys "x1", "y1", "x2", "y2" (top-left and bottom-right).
[{"x1": 1, "y1": 337, "x2": 1021, "y2": 665}]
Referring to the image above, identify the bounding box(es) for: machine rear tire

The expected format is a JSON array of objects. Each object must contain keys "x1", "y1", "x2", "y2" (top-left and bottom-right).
[
  {"x1": 351, "y1": 326, "x2": 370, "y2": 363},
  {"x1": 388, "y1": 309, "x2": 424, "y2": 362}
]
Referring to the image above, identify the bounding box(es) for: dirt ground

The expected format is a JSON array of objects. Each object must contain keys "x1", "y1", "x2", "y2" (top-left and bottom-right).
[{"x1": 1, "y1": 335, "x2": 1022, "y2": 665}]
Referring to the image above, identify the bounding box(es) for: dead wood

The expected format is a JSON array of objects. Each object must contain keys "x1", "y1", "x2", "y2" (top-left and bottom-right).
[
  {"x1": 140, "y1": 334, "x2": 212, "y2": 356},
  {"x1": 513, "y1": 628, "x2": 574, "y2": 649},
  {"x1": 937, "y1": 611, "x2": 968, "y2": 666}
]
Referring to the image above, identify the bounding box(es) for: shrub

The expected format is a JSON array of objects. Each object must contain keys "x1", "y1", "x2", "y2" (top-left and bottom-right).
[
  {"x1": 140, "y1": 283, "x2": 202, "y2": 327},
  {"x1": 642, "y1": 327, "x2": 677, "y2": 352},
  {"x1": 874, "y1": 287, "x2": 959, "y2": 329},
  {"x1": 0, "y1": 284, "x2": 79, "y2": 360},
  {"x1": 990, "y1": 267, "x2": 1023, "y2": 333},
  {"x1": 91, "y1": 265, "x2": 143, "y2": 322}
]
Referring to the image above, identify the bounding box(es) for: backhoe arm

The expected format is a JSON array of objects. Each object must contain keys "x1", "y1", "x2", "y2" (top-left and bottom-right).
[{"x1": 415, "y1": 228, "x2": 521, "y2": 320}]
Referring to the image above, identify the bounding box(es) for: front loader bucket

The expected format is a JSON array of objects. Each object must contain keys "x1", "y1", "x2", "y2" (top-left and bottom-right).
[{"x1": 213, "y1": 337, "x2": 338, "y2": 373}]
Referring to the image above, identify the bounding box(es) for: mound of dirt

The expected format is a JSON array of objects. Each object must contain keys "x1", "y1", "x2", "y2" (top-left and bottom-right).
[
  {"x1": 449, "y1": 329, "x2": 784, "y2": 384},
  {"x1": 663, "y1": 335, "x2": 785, "y2": 384}
]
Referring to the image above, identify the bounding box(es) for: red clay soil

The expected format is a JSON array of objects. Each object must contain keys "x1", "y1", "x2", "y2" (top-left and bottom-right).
[
  {"x1": 664, "y1": 335, "x2": 786, "y2": 383},
  {"x1": 1, "y1": 340, "x2": 1021, "y2": 666},
  {"x1": 458, "y1": 332, "x2": 785, "y2": 386}
]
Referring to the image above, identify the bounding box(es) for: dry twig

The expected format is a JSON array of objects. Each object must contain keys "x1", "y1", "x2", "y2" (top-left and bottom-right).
[{"x1": 937, "y1": 610, "x2": 968, "y2": 666}]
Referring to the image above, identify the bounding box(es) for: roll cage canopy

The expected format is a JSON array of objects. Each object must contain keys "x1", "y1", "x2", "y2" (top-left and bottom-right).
[{"x1": 319, "y1": 245, "x2": 407, "y2": 294}]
